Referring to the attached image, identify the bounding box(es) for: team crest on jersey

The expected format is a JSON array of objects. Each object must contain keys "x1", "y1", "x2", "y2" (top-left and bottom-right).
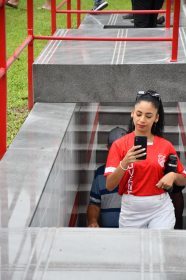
[{"x1": 158, "y1": 154, "x2": 166, "y2": 167}]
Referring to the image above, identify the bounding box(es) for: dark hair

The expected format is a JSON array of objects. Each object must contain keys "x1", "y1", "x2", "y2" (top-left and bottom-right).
[{"x1": 128, "y1": 90, "x2": 164, "y2": 136}]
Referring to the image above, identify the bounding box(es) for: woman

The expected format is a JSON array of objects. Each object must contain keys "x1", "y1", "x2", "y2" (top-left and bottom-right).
[{"x1": 104, "y1": 90, "x2": 186, "y2": 229}]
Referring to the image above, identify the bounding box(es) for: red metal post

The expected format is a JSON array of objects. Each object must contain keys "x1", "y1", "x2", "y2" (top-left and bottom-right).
[
  {"x1": 171, "y1": 0, "x2": 180, "y2": 62},
  {"x1": 67, "y1": 0, "x2": 72, "y2": 28},
  {"x1": 51, "y1": 0, "x2": 56, "y2": 34},
  {"x1": 27, "y1": 0, "x2": 34, "y2": 110},
  {"x1": 165, "y1": 0, "x2": 171, "y2": 28},
  {"x1": 77, "y1": 0, "x2": 81, "y2": 28},
  {"x1": 0, "y1": 0, "x2": 7, "y2": 159}
]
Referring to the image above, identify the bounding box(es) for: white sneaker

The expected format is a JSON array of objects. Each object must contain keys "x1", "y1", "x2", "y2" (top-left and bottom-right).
[{"x1": 93, "y1": 1, "x2": 108, "y2": 11}]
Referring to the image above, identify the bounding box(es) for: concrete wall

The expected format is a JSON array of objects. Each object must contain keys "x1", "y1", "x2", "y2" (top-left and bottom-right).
[{"x1": 31, "y1": 103, "x2": 99, "y2": 227}]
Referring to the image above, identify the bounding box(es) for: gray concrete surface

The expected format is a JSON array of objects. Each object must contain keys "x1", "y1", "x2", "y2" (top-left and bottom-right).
[
  {"x1": 33, "y1": 26, "x2": 186, "y2": 103},
  {"x1": 0, "y1": 228, "x2": 186, "y2": 280},
  {"x1": 0, "y1": 103, "x2": 76, "y2": 227},
  {"x1": 1, "y1": 5, "x2": 186, "y2": 280}
]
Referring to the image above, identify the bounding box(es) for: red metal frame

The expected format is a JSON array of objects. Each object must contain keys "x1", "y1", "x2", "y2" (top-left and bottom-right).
[
  {"x1": 166, "y1": 0, "x2": 171, "y2": 28},
  {"x1": 76, "y1": 0, "x2": 81, "y2": 28},
  {"x1": 52, "y1": 0, "x2": 67, "y2": 34},
  {"x1": 67, "y1": 0, "x2": 72, "y2": 29},
  {"x1": 51, "y1": 0, "x2": 56, "y2": 34},
  {"x1": 0, "y1": 0, "x2": 7, "y2": 159},
  {"x1": 27, "y1": 0, "x2": 34, "y2": 110},
  {"x1": 0, "y1": 0, "x2": 182, "y2": 159},
  {"x1": 171, "y1": 0, "x2": 181, "y2": 62},
  {"x1": 58, "y1": 9, "x2": 166, "y2": 15},
  {"x1": 34, "y1": 35, "x2": 172, "y2": 42}
]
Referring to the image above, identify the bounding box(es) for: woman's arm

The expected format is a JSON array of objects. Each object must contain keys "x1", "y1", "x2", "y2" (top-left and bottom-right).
[
  {"x1": 106, "y1": 145, "x2": 146, "y2": 191},
  {"x1": 156, "y1": 172, "x2": 186, "y2": 190},
  {"x1": 106, "y1": 163, "x2": 128, "y2": 191}
]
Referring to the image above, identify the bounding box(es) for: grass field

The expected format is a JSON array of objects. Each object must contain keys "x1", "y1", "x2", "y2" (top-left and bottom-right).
[{"x1": 5, "y1": 0, "x2": 131, "y2": 146}]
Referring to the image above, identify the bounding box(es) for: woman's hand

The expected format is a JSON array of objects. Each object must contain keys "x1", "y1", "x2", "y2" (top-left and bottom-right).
[
  {"x1": 121, "y1": 145, "x2": 146, "y2": 167},
  {"x1": 156, "y1": 172, "x2": 176, "y2": 190},
  {"x1": 106, "y1": 145, "x2": 146, "y2": 191}
]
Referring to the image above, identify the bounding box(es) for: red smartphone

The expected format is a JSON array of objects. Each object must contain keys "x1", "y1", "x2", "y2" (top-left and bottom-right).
[{"x1": 134, "y1": 136, "x2": 147, "y2": 160}]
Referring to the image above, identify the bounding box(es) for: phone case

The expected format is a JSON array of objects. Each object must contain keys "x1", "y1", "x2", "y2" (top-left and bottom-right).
[{"x1": 134, "y1": 136, "x2": 147, "y2": 160}]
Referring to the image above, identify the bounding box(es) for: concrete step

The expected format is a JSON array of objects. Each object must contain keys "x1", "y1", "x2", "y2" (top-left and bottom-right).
[
  {"x1": 70, "y1": 121, "x2": 179, "y2": 144},
  {"x1": 98, "y1": 106, "x2": 178, "y2": 126},
  {"x1": 97, "y1": 125, "x2": 180, "y2": 145},
  {"x1": 100, "y1": 102, "x2": 178, "y2": 107},
  {"x1": 33, "y1": 28, "x2": 186, "y2": 103},
  {"x1": 77, "y1": 183, "x2": 98, "y2": 227},
  {"x1": 70, "y1": 138, "x2": 182, "y2": 166},
  {"x1": 78, "y1": 188, "x2": 90, "y2": 208}
]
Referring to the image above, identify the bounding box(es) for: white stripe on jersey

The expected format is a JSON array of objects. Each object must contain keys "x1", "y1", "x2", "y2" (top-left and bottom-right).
[{"x1": 105, "y1": 167, "x2": 116, "y2": 174}]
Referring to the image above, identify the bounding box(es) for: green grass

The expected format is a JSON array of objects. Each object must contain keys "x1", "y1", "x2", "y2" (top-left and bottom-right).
[{"x1": 6, "y1": 0, "x2": 131, "y2": 146}]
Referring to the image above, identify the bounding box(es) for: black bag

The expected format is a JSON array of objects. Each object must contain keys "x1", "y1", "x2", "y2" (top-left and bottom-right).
[{"x1": 165, "y1": 154, "x2": 185, "y2": 193}]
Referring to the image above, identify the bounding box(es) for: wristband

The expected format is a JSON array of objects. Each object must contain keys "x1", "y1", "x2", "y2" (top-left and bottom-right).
[{"x1": 120, "y1": 161, "x2": 128, "y2": 171}]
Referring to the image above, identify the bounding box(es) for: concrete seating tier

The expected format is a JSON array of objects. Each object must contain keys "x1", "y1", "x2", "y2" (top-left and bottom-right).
[{"x1": 33, "y1": 14, "x2": 186, "y2": 103}]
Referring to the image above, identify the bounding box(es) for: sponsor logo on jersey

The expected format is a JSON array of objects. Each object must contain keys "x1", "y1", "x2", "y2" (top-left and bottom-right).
[{"x1": 158, "y1": 154, "x2": 166, "y2": 167}]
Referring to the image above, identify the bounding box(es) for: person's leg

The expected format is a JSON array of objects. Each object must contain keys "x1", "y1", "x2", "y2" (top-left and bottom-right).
[
  {"x1": 169, "y1": 192, "x2": 184, "y2": 229},
  {"x1": 133, "y1": 0, "x2": 152, "y2": 28},
  {"x1": 155, "y1": 0, "x2": 164, "y2": 10},
  {"x1": 148, "y1": 194, "x2": 175, "y2": 229},
  {"x1": 119, "y1": 195, "x2": 149, "y2": 228},
  {"x1": 157, "y1": 0, "x2": 165, "y2": 24},
  {"x1": 149, "y1": 0, "x2": 165, "y2": 27},
  {"x1": 119, "y1": 194, "x2": 175, "y2": 229},
  {"x1": 123, "y1": 0, "x2": 133, "y2": 20}
]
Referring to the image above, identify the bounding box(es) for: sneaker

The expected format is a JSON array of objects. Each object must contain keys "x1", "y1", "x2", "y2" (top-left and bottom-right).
[
  {"x1": 157, "y1": 16, "x2": 165, "y2": 25},
  {"x1": 93, "y1": 1, "x2": 108, "y2": 11},
  {"x1": 6, "y1": 1, "x2": 18, "y2": 8},
  {"x1": 122, "y1": 14, "x2": 133, "y2": 20}
]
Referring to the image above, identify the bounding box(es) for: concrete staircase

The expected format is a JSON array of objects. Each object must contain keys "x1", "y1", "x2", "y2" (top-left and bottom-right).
[
  {"x1": 33, "y1": 17, "x2": 186, "y2": 104},
  {"x1": 77, "y1": 102, "x2": 186, "y2": 227}
]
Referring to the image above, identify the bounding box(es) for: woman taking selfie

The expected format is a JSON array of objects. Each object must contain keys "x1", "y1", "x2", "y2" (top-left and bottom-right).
[{"x1": 104, "y1": 90, "x2": 186, "y2": 229}]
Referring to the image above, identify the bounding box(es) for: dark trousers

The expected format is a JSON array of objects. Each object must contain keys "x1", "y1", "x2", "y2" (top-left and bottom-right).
[
  {"x1": 133, "y1": 0, "x2": 164, "y2": 28},
  {"x1": 169, "y1": 192, "x2": 184, "y2": 230}
]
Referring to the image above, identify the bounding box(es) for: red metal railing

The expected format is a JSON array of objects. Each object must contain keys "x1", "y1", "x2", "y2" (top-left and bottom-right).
[
  {"x1": 0, "y1": 0, "x2": 34, "y2": 159},
  {"x1": 0, "y1": 0, "x2": 7, "y2": 158},
  {"x1": 53, "y1": 0, "x2": 180, "y2": 61},
  {"x1": 0, "y1": 0, "x2": 181, "y2": 159}
]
